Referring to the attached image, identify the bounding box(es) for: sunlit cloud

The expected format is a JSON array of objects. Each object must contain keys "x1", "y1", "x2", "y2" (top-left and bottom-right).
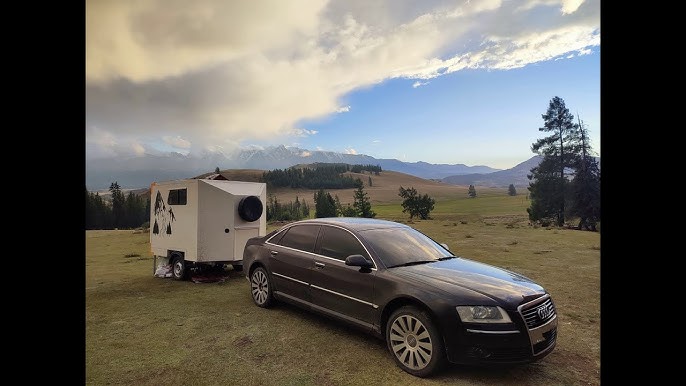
[
  {"x1": 86, "y1": 0, "x2": 600, "y2": 159},
  {"x1": 300, "y1": 151, "x2": 312, "y2": 157},
  {"x1": 561, "y1": 0, "x2": 585, "y2": 14},
  {"x1": 163, "y1": 135, "x2": 192, "y2": 149},
  {"x1": 132, "y1": 142, "x2": 146, "y2": 156},
  {"x1": 344, "y1": 148, "x2": 358, "y2": 155}
]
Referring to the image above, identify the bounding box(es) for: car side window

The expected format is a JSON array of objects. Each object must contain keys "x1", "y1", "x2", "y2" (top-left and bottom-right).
[
  {"x1": 274, "y1": 225, "x2": 320, "y2": 253},
  {"x1": 318, "y1": 226, "x2": 369, "y2": 261}
]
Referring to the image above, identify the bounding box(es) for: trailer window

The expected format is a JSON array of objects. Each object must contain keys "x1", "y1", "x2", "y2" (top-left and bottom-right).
[{"x1": 168, "y1": 189, "x2": 187, "y2": 205}]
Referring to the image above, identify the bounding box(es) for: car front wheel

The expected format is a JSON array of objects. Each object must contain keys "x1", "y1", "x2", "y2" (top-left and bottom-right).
[
  {"x1": 250, "y1": 267, "x2": 273, "y2": 308},
  {"x1": 386, "y1": 306, "x2": 445, "y2": 377}
]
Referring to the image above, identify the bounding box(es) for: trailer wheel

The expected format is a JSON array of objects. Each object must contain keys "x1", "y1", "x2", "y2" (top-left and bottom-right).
[{"x1": 171, "y1": 256, "x2": 188, "y2": 281}]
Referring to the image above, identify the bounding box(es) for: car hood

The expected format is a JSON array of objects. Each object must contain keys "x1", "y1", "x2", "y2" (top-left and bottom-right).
[{"x1": 392, "y1": 258, "x2": 546, "y2": 307}]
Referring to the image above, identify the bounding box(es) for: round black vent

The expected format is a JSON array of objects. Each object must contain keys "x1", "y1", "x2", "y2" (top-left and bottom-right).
[{"x1": 238, "y1": 196, "x2": 263, "y2": 222}]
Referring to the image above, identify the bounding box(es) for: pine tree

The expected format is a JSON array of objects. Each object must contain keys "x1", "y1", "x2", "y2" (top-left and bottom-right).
[
  {"x1": 314, "y1": 189, "x2": 337, "y2": 218},
  {"x1": 353, "y1": 185, "x2": 376, "y2": 218},
  {"x1": 368, "y1": 176, "x2": 373, "y2": 187},
  {"x1": 508, "y1": 184, "x2": 517, "y2": 196},
  {"x1": 109, "y1": 182, "x2": 126, "y2": 228},
  {"x1": 569, "y1": 116, "x2": 600, "y2": 230},
  {"x1": 468, "y1": 185, "x2": 477, "y2": 198},
  {"x1": 528, "y1": 96, "x2": 579, "y2": 227}
]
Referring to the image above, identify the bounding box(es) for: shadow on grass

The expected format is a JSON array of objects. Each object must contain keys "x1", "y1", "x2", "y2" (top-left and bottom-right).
[{"x1": 261, "y1": 299, "x2": 551, "y2": 383}]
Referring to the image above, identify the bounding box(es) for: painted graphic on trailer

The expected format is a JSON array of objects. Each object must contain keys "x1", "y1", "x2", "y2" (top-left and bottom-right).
[{"x1": 152, "y1": 191, "x2": 176, "y2": 235}]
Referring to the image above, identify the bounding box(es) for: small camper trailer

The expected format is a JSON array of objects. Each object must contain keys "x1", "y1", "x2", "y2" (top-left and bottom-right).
[{"x1": 149, "y1": 178, "x2": 266, "y2": 280}]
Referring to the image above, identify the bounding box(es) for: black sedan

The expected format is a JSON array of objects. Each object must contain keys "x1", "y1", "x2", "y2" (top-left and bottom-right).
[{"x1": 242, "y1": 218, "x2": 557, "y2": 377}]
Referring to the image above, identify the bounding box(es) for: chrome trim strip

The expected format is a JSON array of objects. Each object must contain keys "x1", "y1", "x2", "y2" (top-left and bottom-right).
[
  {"x1": 311, "y1": 284, "x2": 378, "y2": 309},
  {"x1": 275, "y1": 291, "x2": 376, "y2": 331},
  {"x1": 272, "y1": 272, "x2": 308, "y2": 286},
  {"x1": 466, "y1": 329, "x2": 520, "y2": 334}
]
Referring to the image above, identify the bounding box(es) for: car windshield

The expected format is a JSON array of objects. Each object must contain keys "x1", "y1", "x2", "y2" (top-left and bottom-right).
[{"x1": 359, "y1": 226, "x2": 453, "y2": 268}]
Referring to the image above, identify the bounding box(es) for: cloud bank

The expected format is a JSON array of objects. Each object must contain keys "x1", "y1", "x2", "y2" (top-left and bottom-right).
[{"x1": 86, "y1": 0, "x2": 599, "y2": 159}]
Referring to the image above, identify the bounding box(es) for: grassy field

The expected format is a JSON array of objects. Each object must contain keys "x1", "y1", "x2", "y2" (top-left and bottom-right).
[{"x1": 86, "y1": 186, "x2": 600, "y2": 385}]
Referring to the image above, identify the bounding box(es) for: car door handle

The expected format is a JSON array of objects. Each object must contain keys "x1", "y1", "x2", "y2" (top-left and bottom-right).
[
  {"x1": 314, "y1": 261, "x2": 325, "y2": 269},
  {"x1": 270, "y1": 250, "x2": 278, "y2": 256}
]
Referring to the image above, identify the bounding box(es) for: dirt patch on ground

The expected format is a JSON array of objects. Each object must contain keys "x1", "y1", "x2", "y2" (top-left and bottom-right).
[{"x1": 233, "y1": 335, "x2": 253, "y2": 348}]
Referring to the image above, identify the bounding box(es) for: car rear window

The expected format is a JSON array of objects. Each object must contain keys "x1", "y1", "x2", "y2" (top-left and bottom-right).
[{"x1": 273, "y1": 224, "x2": 320, "y2": 253}]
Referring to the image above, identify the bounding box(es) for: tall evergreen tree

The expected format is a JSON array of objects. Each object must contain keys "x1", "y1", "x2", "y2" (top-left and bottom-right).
[
  {"x1": 353, "y1": 185, "x2": 376, "y2": 218},
  {"x1": 109, "y1": 182, "x2": 126, "y2": 228},
  {"x1": 569, "y1": 116, "x2": 600, "y2": 230},
  {"x1": 314, "y1": 189, "x2": 337, "y2": 218},
  {"x1": 468, "y1": 185, "x2": 477, "y2": 198},
  {"x1": 528, "y1": 96, "x2": 579, "y2": 227},
  {"x1": 508, "y1": 184, "x2": 517, "y2": 196}
]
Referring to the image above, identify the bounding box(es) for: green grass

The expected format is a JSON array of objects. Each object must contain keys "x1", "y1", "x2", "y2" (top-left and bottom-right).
[{"x1": 86, "y1": 196, "x2": 600, "y2": 386}]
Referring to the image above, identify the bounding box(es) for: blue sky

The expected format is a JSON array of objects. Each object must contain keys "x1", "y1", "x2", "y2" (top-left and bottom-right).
[
  {"x1": 86, "y1": 0, "x2": 600, "y2": 171},
  {"x1": 292, "y1": 51, "x2": 599, "y2": 168}
]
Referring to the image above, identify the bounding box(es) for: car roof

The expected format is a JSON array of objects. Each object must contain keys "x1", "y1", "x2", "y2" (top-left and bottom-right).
[{"x1": 286, "y1": 217, "x2": 410, "y2": 232}]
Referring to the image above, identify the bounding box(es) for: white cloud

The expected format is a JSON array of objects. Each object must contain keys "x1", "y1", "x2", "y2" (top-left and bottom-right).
[
  {"x1": 86, "y1": 0, "x2": 600, "y2": 159},
  {"x1": 578, "y1": 47, "x2": 592, "y2": 55},
  {"x1": 86, "y1": 126, "x2": 161, "y2": 158},
  {"x1": 132, "y1": 142, "x2": 146, "y2": 156},
  {"x1": 412, "y1": 81, "x2": 429, "y2": 88},
  {"x1": 300, "y1": 151, "x2": 312, "y2": 157},
  {"x1": 316, "y1": 146, "x2": 324, "y2": 151},
  {"x1": 289, "y1": 128, "x2": 319, "y2": 137},
  {"x1": 344, "y1": 148, "x2": 358, "y2": 155},
  {"x1": 372, "y1": 140, "x2": 381, "y2": 143},
  {"x1": 561, "y1": 0, "x2": 585, "y2": 14},
  {"x1": 516, "y1": 0, "x2": 585, "y2": 14},
  {"x1": 163, "y1": 135, "x2": 192, "y2": 149}
]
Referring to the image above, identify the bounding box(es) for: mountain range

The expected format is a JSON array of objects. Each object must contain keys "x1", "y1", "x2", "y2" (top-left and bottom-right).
[{"x1": 86, "y1": 145, "x2": 502, "y2": 190}]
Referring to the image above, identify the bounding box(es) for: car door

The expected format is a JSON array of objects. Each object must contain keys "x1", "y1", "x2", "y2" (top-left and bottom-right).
[
  {"x1": 266, "y1": 224, "x2": 320, "y2": 305},
  {"x1": 309, "y1": 225, "x2": 377, "y2": 326}
]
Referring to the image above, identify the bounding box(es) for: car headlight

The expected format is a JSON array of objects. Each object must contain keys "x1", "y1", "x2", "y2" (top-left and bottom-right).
[{"x1": 456, "y1": 306, "x2": 512, "y2": 323}]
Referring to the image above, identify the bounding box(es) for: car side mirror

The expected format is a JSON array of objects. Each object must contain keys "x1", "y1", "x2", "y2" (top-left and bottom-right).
[{"x1": 345, "y1": 254, "x2": 374, "y2": 269}]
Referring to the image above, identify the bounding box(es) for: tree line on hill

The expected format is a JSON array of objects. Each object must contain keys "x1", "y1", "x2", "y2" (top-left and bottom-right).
[
  {"x1": 262, "y1": 163, "x2": 381, "y2": 189},
  {"x1": 85, "y1": 182, "x2": 149, "y2": 230}
]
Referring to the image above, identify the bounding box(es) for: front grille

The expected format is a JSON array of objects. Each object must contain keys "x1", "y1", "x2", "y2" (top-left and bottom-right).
[
  {"x1": 533, "y1": 327, "x2": 557, "y2": 355},
  {"x1": 521, "y1": 297, "x2": 556, "y2": 329}
]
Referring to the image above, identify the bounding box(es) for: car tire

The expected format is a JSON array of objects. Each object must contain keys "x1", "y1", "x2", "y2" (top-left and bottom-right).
[
  {"x1": 171, "y1": 256, "x2": 188, "y2": 281},
  {"x1": 386, "y1": 306, "x2": 445, "y2": 377},
  {"x1": 250, "y1": 267, "x2": 274, "y2": 308}
]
